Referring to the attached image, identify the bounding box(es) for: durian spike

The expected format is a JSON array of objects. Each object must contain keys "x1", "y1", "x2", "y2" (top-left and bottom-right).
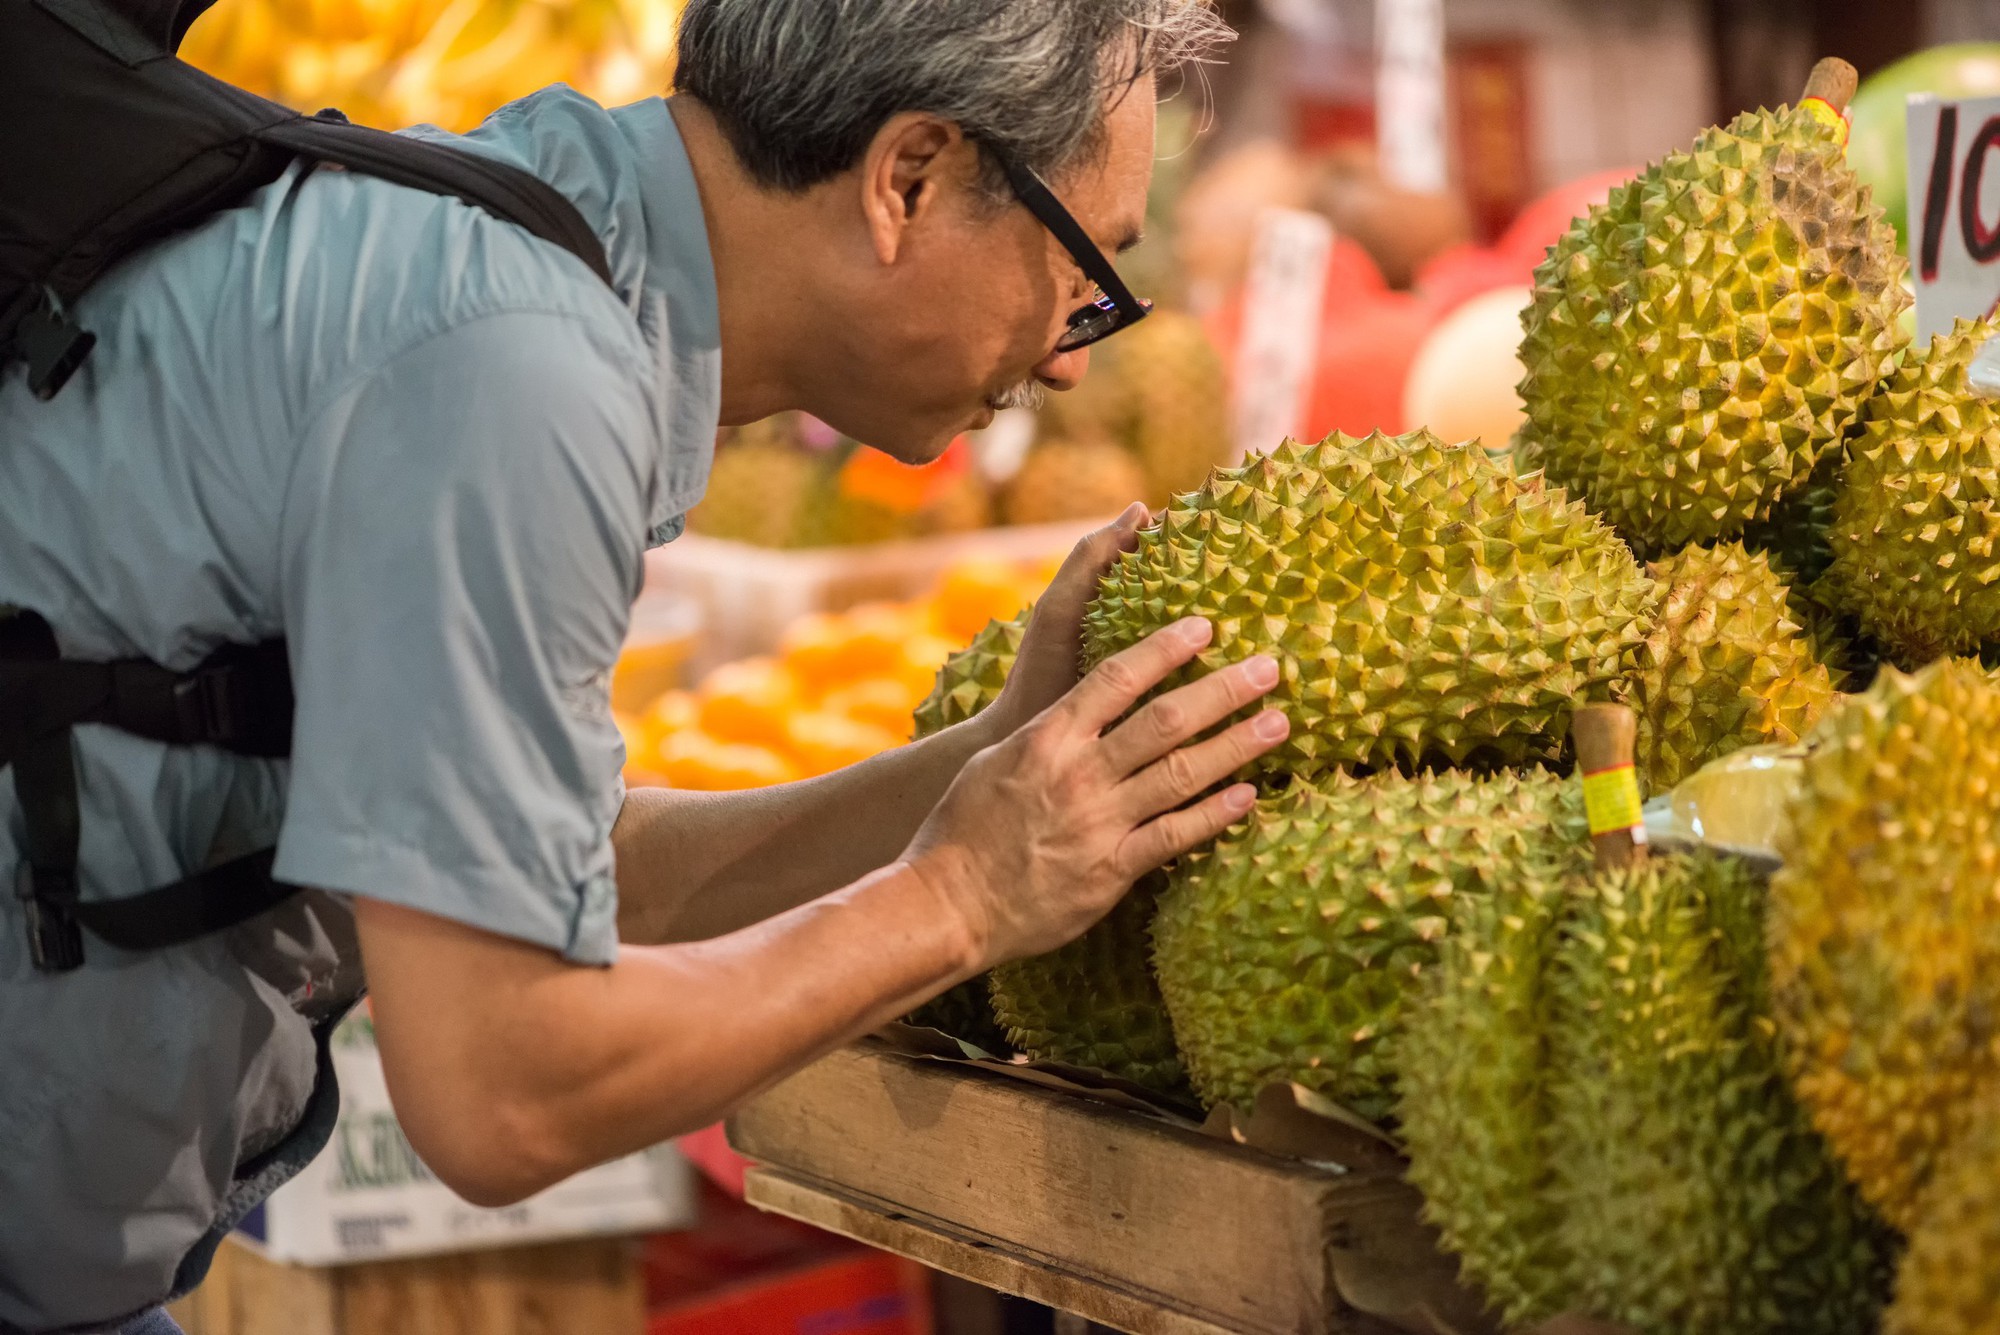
[
  {"x1": 1802, "y1": 57, "x2": 1859, "y2": 112},
  {"x1": 1572, "y1": 703, "x2": 1648, "y2": 871}
]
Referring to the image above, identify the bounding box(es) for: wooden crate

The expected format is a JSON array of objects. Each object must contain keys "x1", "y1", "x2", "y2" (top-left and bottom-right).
[
  {"x1": 167, "y1": 1235, "x2": 646, "y2": 1335},
  {"x1": 727, "y1": 1045, "x2": 1492, "y2": 1335}
]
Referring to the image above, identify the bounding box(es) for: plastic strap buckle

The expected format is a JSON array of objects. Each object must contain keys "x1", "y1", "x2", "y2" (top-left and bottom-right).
[
  {"x1": 18, "y1": 289, "x2": 97, "y2": 402},
  {"x1": 172, "y1": 661, "x2": 244, "y2": 747},
  {"x1": 16, "y1": 862, "x2": 84, "y2": 973}
]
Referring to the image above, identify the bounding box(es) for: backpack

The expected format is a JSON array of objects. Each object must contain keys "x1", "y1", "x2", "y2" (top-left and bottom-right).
[{"x1": 0, "y1": 0, "x2": 615, "y2": 970}]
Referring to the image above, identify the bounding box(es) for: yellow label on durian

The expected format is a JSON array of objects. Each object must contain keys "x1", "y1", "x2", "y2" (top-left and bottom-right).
[
  {"x1": 1800, "y1": 96, "x2": 1851, "y2": 148},
  {"x1": 1582, "y1": 764, "x2": 1645, "y2": 836}
]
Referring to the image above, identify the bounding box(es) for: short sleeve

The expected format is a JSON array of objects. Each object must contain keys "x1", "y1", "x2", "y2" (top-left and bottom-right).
[{"x1": 274, "y1": 309, "x2": 657, "y2": 965}]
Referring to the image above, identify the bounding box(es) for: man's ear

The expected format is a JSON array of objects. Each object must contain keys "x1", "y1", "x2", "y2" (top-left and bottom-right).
[{"x1": 860, "y1": 112, "x2": 965, "y2": 266}]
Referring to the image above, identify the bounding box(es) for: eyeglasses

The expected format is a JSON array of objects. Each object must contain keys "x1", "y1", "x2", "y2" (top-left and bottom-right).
[{"x1": 992, "y1": 153, "x2": 1151, "y2": 353}]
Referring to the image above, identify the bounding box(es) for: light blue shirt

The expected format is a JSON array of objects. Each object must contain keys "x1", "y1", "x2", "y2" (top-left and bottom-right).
[{"x1": 0, "y1": 89, "x2": 720, "y2": 1331}]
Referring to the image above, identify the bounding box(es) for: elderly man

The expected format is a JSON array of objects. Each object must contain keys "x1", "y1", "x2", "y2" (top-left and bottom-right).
[{"x1": 0, "y1": 1, "x2": 1288, "y2": 1331}]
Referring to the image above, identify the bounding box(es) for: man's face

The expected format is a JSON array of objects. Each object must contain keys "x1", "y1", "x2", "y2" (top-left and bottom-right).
[{"x1": 810, "y1": 78, "x2": 1157, "y2": 462}]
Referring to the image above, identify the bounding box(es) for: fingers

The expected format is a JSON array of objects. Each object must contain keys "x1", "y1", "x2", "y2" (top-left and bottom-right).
[
  {"x1": 1116, "y1": 783, "x2": 1260, "y2": 880},
  {"x1": 1098, "y1": 653, "x2": 1282, "y2": 777},
  {"x1": 1115, "y1": 710, "x2": 1289, "y2": 819},
  {"x1": 1038, "y1": 504, "x2": 1149, "y2": 612},
  {"x1": 1058, "y1": 616, "x2": 1214, "y2": 734}
]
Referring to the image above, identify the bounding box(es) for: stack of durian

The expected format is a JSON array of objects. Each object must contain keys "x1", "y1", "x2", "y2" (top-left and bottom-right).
[{"x1": 904, "y1": 58, "x2": 2000, "y2": 1332}]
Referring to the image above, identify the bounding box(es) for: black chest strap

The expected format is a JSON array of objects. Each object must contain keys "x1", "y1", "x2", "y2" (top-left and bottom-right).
[{"x1": 0, "y1": 611, "x2": 299, "y2": 970}]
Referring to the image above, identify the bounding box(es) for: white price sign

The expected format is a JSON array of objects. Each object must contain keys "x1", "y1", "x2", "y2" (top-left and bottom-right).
[
  {"x1": 1232, "y1": 208, "x2": 1334, "y2": 461},
  {"x1": 1909, "y1": 92, "x2": 2000, "y2": 341},
  {"x1": 1376, "y1": 0, "x2": 1449, "y2": 195}
]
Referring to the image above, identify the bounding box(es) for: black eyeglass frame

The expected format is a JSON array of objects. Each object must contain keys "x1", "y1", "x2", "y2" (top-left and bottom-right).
[{"x1": 991, "y1": 153, "x2": 1152, "y2": 353}]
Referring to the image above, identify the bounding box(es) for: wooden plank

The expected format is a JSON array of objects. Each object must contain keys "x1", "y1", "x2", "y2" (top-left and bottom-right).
[
  {"x1": 745, "y1": 1168, "x2": 1247, "y2": 1335},
  {"x1": 167, "y1": 1235, "x2": 644, "y2": 1335},
  {"x1": 729, "y1": 1046, "x2": 1479, "y2": 1335}
]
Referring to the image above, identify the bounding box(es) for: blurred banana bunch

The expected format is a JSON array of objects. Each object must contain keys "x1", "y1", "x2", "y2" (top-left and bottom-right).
[{"x1": 181, "y1": 0, "x2": 682, "y2": 131}]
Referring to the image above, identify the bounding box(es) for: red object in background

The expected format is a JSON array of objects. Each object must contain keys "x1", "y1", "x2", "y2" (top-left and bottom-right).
[
  {"x1": 1495, "y1": 167, "x2": 1637, "y2": 273},
  {"x1": 1450, "y1": 41, "x2": 1535, "y2": 242},
  {"x1": 1413, "y1": 242, "x2": 1524, "y2": 313},
  {"x1": 677, "y1": 1123, "x2": 750, "y2": 1199},
  {"x1": 1206, "y1": 236, "x2": 1438, "y2": 442},
  {"x1": 1293, "y1": 97, "x2": 1376, "y2": 153},
  {"x1": 1304, "y1": 292, "x2": 1437, "y2": 438},
  {"x1": 837, "y1": 436, "x2": 973, "y2": 514},
  {"x1": 647, "y1": 1179, "x2": 933, "y2": 1335}
]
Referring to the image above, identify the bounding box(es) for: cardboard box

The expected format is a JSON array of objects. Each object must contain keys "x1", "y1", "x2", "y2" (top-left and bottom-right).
[{"x1": 236, "y1": 1012, "x2": 696, "y2": 1266}]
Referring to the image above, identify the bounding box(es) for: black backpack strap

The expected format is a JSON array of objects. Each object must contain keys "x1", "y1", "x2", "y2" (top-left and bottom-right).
[
  {"x1": 0, "y1": 611, "x2": 300, "y2": 970},
  {"x1": 258, "y1": 115, "x2": 614, "y2": 289}
]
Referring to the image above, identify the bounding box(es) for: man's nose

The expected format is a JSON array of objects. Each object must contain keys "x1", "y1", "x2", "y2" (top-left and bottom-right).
[{"x1": 1035, "y1": 345, "x2": 1090, "y2": 392}]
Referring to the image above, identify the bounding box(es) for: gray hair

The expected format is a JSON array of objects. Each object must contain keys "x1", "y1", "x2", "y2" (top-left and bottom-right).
[{"x1": 673, "y1": 0, "x2": 1231, "y2": 198}]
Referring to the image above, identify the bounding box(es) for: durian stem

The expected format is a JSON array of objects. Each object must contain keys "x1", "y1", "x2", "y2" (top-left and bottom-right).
[
  {"x1": 1572, "y1": 703, "x2": 1648, "y2": 872},
  {"x1": 1801, "y1": 57, "x2": 1859, "y2": 113}
]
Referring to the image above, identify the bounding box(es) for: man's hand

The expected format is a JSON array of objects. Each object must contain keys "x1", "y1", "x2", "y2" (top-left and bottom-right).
[
  {"x1": 906, "y1": 614, "x2": 1287, "y2": 967},
  {"x1": 978, "y1": 501, "x2": 1152, "y2": 740}
]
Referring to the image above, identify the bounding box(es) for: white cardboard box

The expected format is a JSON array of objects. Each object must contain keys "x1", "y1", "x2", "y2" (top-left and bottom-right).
[{"x1": 235, "y1": 1011, "x2": 696, "y2": 1266}]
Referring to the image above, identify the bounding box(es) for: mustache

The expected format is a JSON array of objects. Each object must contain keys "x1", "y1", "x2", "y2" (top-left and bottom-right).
[{"x1": 986, "y1": 379, "x2": 1047, "y2": 413}]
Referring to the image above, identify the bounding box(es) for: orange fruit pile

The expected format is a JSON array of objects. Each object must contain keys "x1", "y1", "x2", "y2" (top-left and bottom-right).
[{"x1": 617, "y1": 557, "x2": 1058, "y2": 791}]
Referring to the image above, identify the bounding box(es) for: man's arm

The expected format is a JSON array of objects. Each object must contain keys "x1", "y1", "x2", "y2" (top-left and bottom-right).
[
  {"x1": 612, "y1": 506, "x2": 1150, "y2": 945},
  {"x1": 358, "y1": 619, "x2": 1286, "y2": 1207}
]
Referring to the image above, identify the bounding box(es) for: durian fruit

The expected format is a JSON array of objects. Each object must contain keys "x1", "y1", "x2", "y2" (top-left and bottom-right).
[
  {"x1": 1546, "y1": 855, "x2": 1892, "y2": 1333},
  {"x1": 988, "y1": 873, "x2": 1187, "y2": 1096},
  {"x1": 1518, "y1": 73, "x2": 1910, "y2": 552},
  {"x1": 1621, "y1": 543, "x2": 1839, "y2": 791},
  {"x1": 1743, "y1": 449, "x2": 1846, "y2": 587},
  {"x1": 1152, "y1": 769, "x2": 1592, "y2": 1122},
  {"x1": 1002, "y1": 435, "x2": 1151, "y2": 526},
  {"x1": 1823, "y1": 316, "x2": 2000, "y2": 668},
  {"x1": 687, "y1": 418, "x2": 821, "y2": 547},
  {"x1": 1402, "y1": 853, "x2": 1894, "y2": 1332},
  {"x1": 905, "y1": 977, "x2": 1013, "y2": 1056},
  {"x1": 1769, "y1": 659, "x2": 2000, "y2": 1230},
  {"x1": 1082, "y1": 431, "x2": 1658, "y2": 778},
  {"x1": 906, "y1": 613, "x2": 1181, "y2": 1089},
  {"x1": 1398, "y1": 874, "x2": 1573, "y2": 1326},
  {"x1": 910, "y1": 613, "x2": 1028, "y2": 739},
  {"x1": 902, "y1": 619, "x2": 1025, "y2": 1050},
  {"x1": 1117, "y1": 310, "x2": 1233, "y2": 504},
  {"x1": 1886, "y1": 1103, "x2": 2000, "y2": 1335}
]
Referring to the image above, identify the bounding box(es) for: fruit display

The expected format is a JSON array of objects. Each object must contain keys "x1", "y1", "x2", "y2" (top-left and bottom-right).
[
  {"x1": 1885, "y1": 1103, "x2": 2000, "y2": 1334},
  {"x1": 616, "y1": 558, "x2": 1051, "y2": 790},
  {"x1": 181, "y1": 0, "x2": 682, "y2": 132},
  {"x1": 1767, "y1": 660, "x2": 2000, "y2": 1232},
  {"x1": 1620, "y1": 543, "x2": 1839, "y2": 792},
  {"x1": 1823, "y1": 317, "x2": 2000, "y2": 668},
  {"x1": 1000, "y1": 433, "x2": 1152, "y2": 527},
  {"x1": 1152, "y1": 771, "x2": 1590, "y2": 1123},
  {"x1": 1517, "y1": 64, "x2": 1911, "y2": 552},
  {"x1": 1399, "y1": 286, "x2": 1531, "y2": 456},
  {"x1": 1081, "y1": 429, "x2": 1657, "y2": 778}
]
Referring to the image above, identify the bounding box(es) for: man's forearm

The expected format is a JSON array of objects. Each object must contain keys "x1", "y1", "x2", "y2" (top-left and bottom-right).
[
  {"x1": 611, "y1": 710, "x2": 1004, "y2": 944},
  {"x1": 360, "y1": 857, "x2": 979, "y2": 1207}
]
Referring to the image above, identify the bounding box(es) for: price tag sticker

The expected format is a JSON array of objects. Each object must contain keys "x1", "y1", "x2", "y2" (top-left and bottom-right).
[{"x1": 1582, "y1": 764, "x2": 1645, "y2": 838}]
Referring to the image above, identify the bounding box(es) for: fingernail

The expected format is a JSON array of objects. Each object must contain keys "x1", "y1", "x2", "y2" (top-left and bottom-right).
[
  {"x1": 1177, "y1": 617, "x2": 1213, "y2": 647},
  {"x1": 1226, "y1": 784, "x2": 1257, "y2": 812},
  {"x1": 1243, "y1": 655, "x2": 1279, "y2": 688},
  {"x1": 1253, "y1": 709, "x2": 1290, "y2": 740}
]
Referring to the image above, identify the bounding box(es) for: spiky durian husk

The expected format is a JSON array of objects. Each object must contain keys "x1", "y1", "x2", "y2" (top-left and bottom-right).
[
  {"x1": 1770, "y1": 660, "x2": 2000, "y2": 1230},
  {"x1": 1399, "y1": 873, "x2": 1573, "y2": 1326},
  {"x1": 1824, "y1": 317, "x2": 2000, "y2": 668},
  {"x1": 1118, "y1": 311, "x2": 1233, "y2": 505},
  {"x1": 1622, "y1": 543, "x2": 1839, "y2": 791},
  {"x1": 1886, "y1": 1104, "x2": 2000, "y2": 1335},
  {"x1": 1548, "y1": 855, "x2": 1892, "y2": 1333},
  {"x1": 910, "y1": 614, "x2": 1028, "y2": 740},
  {"x1": 1153, "y1": 770, "x2": 1592, "y2": 1122},
  {"x1": 988, "y1": 873, "x2": 1186, "y2": 1096},
  {"x1": 1002, "y1": 435, "x2": 1151, "y2": 526},
  {"x1": 1082, "y1": 431, "x2": 1658, "y2": 778},
  {"x1": 903, "y1": 618, "x2": 1028, "y2": 1050},
  {"x1": 1743, "y1": 448, "x2": 1845, "y2": 587},
  {"x1": 905, "y1": 977, "x2": 1013, "y2": 1055},
  {"x1": 1518, "y1": 103, "x2": 1909, "y2": 551}
]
